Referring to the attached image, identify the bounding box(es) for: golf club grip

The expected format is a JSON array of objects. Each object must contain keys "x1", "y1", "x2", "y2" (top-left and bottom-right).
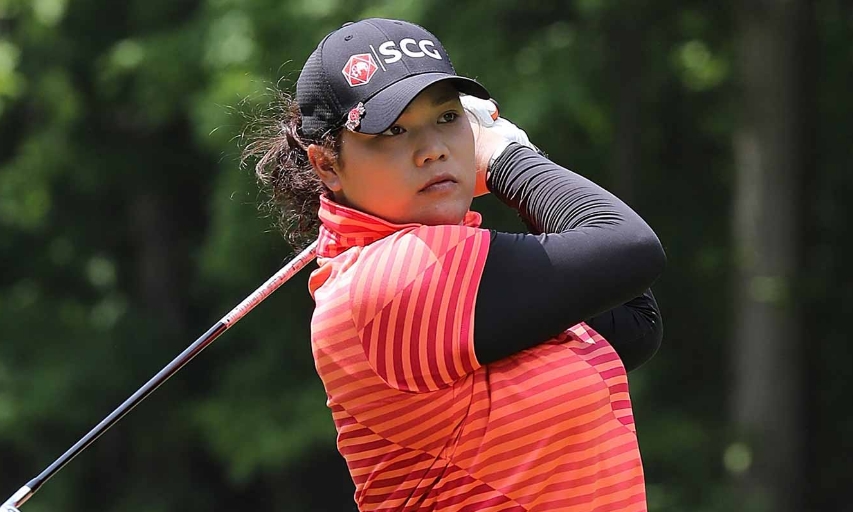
[{"x1": 6, "y1": 241, "x2": 318, "y2": 509}]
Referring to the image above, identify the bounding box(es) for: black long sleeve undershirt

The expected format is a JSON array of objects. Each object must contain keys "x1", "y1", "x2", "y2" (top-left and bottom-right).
[
  {"x1": 472, "y1": 144, "x2": 666, "y2": 371},
  {"x1": 585, "y1": 289, "x2": 663, "y2": 372}
]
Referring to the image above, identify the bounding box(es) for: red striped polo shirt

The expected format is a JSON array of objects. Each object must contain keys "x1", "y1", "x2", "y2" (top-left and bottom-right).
[{"x1": 308, "y1": 196, "x2": 647, "y2": 511}]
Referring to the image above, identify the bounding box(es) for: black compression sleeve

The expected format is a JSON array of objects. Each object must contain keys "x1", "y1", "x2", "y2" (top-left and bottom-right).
[
  {"x1": 586, "y1": 289, "x2": 663, "y2": 372},
  {"x1": 473, "y1": 144, "x2": 666, "y2": 366}
]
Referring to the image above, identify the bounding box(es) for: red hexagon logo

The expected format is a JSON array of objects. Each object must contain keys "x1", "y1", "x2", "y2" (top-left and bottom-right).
[{"x1": 342, "y1": 53, "x2": 378, "y2": 87}]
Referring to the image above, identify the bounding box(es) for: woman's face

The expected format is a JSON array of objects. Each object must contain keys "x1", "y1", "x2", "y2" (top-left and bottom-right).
[{"x1": 320, "y1": 82, "x2": 476, "y2": 226}]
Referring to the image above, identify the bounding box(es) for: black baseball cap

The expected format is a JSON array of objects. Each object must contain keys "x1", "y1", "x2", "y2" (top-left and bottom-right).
[{"x1": 296, "y1": 18, "x2": 490, "y2": 139}]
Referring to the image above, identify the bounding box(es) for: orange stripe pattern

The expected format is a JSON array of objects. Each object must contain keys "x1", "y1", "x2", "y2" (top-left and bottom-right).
[{"x1": 308, "y1": 196, "x2": 647, "y2": 511}]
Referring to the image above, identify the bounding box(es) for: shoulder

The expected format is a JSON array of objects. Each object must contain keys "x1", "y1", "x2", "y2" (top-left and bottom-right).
[
  {"x1": 312, "y1": 224, "x2": 492, "y2": 322},
  {"x1": 348, "y1": 225, "x2": 491, "y2": 303},
  {"x1": 309, "y1": 224, "x2": 491, "y2": 298},
  {"x1": 348, "y1": 224, "x2": 489, "y2": 331}
]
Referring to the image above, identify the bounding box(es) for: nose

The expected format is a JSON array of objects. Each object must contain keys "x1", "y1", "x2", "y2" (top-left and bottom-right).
[{"x1": 414, "y1": 131, "x2": 449, "y2": 167}]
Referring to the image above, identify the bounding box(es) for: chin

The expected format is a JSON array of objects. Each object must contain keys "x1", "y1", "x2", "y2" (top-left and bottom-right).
[
  {"x1": 418, "y1": 200, "x2": 472, "y2": 226},
  {"x1": 420, "y1": 214, "x2": 465, "y2": 226}
]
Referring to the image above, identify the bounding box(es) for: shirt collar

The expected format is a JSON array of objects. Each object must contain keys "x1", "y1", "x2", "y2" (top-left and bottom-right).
[{"x1": 316, "y1": 195, "x2": 483, "y2": 258}]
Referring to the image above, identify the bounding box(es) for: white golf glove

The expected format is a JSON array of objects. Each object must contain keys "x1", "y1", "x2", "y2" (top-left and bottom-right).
[{"x1": 461, "y1": 95, "x2": 541, "y2": 168}]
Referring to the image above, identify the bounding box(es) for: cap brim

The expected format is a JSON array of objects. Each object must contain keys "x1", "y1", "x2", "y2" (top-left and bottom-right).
[{"x1": 357, "y1": 73, "x2": 490, "y2": 134}]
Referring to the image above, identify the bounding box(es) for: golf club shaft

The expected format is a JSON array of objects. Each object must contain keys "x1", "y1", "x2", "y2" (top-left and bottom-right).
[{"x1": 3, "y1": 241, "x2": 318, "y2": 510}]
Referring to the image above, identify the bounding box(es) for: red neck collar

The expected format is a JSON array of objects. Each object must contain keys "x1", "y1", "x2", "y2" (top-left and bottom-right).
[{"x1": 316, "y1": 195, "x2": 482, "y2": 258}]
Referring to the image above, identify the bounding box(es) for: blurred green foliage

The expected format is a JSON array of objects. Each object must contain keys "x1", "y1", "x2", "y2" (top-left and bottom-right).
[{"x1": 0, "y1": 0, "x2": 850, "y2": 511}]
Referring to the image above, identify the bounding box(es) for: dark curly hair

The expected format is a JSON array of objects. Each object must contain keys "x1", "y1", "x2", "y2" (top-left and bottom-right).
[{"x1": 240, "y1": 85, "x2": 342, "y2": 248}]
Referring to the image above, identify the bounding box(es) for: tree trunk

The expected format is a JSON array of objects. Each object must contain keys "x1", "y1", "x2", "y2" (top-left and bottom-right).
[
  {"x1": 606, "y1": 4, "x2": 643, "y2": 203},
  {"x1": 731, "y1": 0, "x2": 811, "y2": 510},
  {"x1": 129, "y1": 189, "x2": 187, "y2": 336}
]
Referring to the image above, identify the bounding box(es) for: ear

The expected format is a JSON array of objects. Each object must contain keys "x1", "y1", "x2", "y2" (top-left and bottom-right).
[{"x1": 307, "y1": 144, "x2": 342, "y2": 192}]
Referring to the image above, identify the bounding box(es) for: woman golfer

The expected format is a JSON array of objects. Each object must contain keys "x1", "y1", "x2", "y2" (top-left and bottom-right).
[{"x1": 247, "y1": 17, "x2": 665, "y2": 512}]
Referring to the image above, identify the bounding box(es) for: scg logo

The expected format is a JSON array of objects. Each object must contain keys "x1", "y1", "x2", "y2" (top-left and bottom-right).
[{"x1": 377, "y1": 39, "x2": 442, "y2": 64}]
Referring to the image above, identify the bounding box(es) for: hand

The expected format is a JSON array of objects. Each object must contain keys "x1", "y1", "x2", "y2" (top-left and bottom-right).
[{"x1": 462, "y1": 96, "x2": 538, "y2": 196}]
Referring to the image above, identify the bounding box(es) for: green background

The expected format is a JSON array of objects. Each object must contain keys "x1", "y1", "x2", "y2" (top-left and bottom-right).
[{"x1": 1, "y1": 0, "x2": 850, "y2": 510}]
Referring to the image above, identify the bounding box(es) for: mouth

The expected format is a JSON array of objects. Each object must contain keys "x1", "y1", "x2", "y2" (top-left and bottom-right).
[{"x1": 420, "y1": 173, "x2": 457, "y2": 192}]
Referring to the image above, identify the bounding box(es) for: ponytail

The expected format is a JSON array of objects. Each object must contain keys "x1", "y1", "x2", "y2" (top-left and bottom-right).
[{"x1": 240, "y1": 86, "x2": 341, "y2": 248}]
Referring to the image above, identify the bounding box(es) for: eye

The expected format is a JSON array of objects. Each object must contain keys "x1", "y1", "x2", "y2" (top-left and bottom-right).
[
  {"x1": 439, "y1": 111, "x2": 459, "y2": 123},
  {"x1": 381, "y1": 125, "x2": 406, "y2": 136}
]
